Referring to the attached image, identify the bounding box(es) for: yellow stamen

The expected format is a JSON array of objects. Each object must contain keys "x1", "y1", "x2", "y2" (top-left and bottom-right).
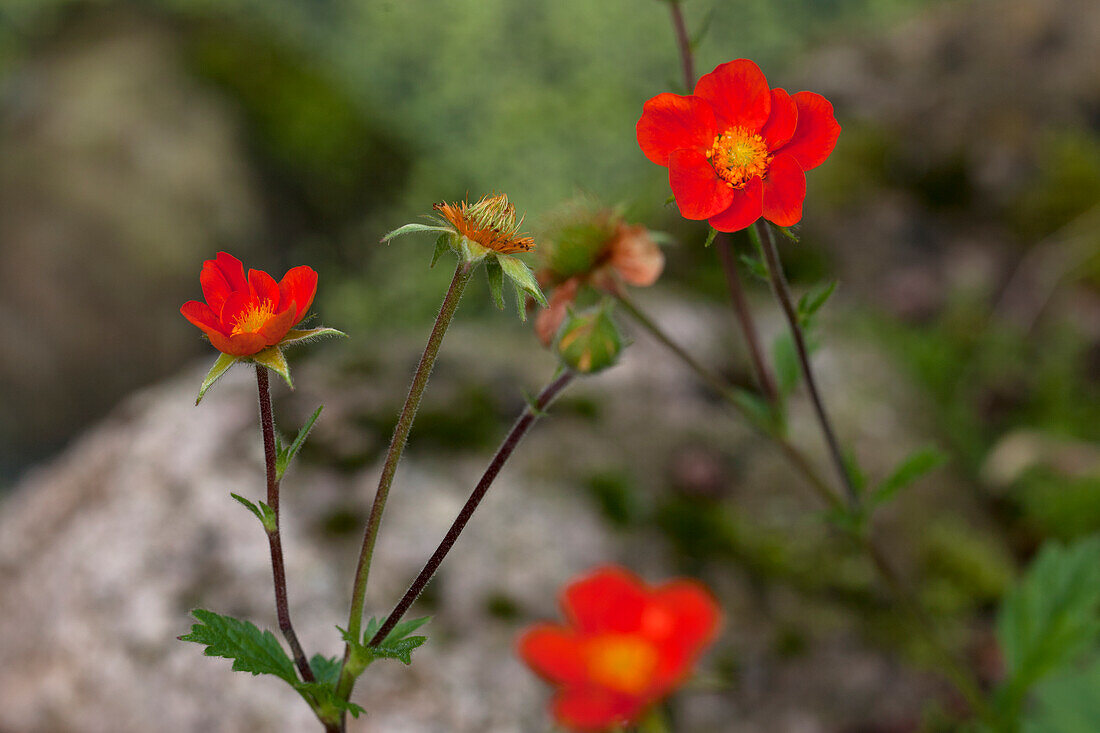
[
  {"x1": 708, "y1": 127, "x2": 771, "y2": 189},
  {"x1": 231, "y1": 300, "x2": 275, "y2": 336},
  {"x1": 585, "y1": 636, "x2": 659, "y2": 695}
]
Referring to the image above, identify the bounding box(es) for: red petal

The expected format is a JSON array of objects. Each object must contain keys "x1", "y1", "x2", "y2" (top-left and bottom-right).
[
  {"x1": 693, "y1": 59, "x2": 771, "y2": 132},
  {"x1": 249, "y1": 268, "x2": 280, "y2": 305},
  {"x1": 200, "y1": 260, "x2": 233, "y2": 316},
  {"x1": 219, "y1": 291, "x2": 254, "y2": 329},
  {"x1": 260, "y1": 303, "x2": 298, "y2": 345},
  {"x1": 551, "y1": 686, "x2": 643, "y2": 731},
  {"x1": 707, "y1": 177, "x2": 763, "y2": 232},
  {"x1": 636, "y1": 93, "x2": 718, "y2": 165},
  {"x1": 517, "y1": 624, "x2": 587, "y2": 685},
  {"x1": 762, "y1": 154, "x2": 806, "y2": 226},
  {"x1": 536, "y1": 278, "x2": 580, "y2": 347},
  {"x1": 278, "y1": 266, "x2": 318, "y2": 324},
  {"x1": 214, "y1": 252, "x2": 249, "y2": 294},
  {"x1": 775, "y1": 91, "x2": 840, "y2": 171},
  {"x1": 181, "y1": 300, "x2": 229, "y2": 338},
  {"x1": 649, "y1": 581, "x2": 722, "y2": 651},
  {"x1": 761, "y1": 88, "x2": 798, "y2": 150},
  {"x1": 562, "y1": 566, "x2": 647, "y2": 634},
  {"x1": 222, "y1": 332, "x2": 267, "y2": 357},
  {"x1": 668, "y1": 149, "x2": 735, "y2": 220}
]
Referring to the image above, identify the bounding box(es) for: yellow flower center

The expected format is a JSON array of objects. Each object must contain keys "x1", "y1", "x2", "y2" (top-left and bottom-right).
[
  {"x1": 231, "y1": 300, "x2": 275, "y2": 336},
  {"x1": 586, "y1": 636, "x2": 659, "y2": 695},
  {"x1": 707, "y1": 127, "x2": 771, "y2": 188}
]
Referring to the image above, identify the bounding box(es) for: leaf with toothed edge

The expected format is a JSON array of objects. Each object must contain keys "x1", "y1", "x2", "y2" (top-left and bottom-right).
[
  {"x1": 251, "y1": 347, "x2": 292, "y2": 389},
  {"x1": 196, "y1": 352, "x2": 239, "y2": 405}
]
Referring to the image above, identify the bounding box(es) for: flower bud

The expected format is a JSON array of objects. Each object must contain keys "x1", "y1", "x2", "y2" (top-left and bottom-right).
[{"x1": 554, "y1": 303, "x2": 623, "y2": 374}]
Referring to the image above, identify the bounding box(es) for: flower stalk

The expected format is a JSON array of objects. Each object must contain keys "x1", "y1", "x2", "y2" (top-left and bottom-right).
[
  {"x1": 256, "y1": 366, "x2": 315, "y2": 684},
  {"x1": 336, "y1": 259, "x2": 474, "y2": 703},
  {"x1": 368, "y1": 369, "x2": 575, "y2": 647}
]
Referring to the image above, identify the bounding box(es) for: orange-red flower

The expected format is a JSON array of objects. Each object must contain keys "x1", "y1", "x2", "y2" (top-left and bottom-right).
[
  {"x1": 637, "y1": 59, "x2": 840, "y2": 232},
  {"x1": 181, "y1": 252, "x2": 318, "y2": 357},
  {"x1": 518, "y1": 565, "x2": 721, "y2": 731}
]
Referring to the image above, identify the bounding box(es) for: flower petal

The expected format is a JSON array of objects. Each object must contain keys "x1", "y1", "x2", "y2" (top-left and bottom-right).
[
  {"x1": 200, "y1": 260, "x2": 233, "y2": 316},
  {"x1": 223, "y1": 332, "x2": 268, "y2": 357},
  {"x1": 775, "y1": 91, "x2": 840, "y2": 171},
  {"x1": 650, "y1": 581, "x2": 722, "y2": 651},
  {"x1": 761, "y1": 88, "x2": 798, "y2": 151},
  {"x1": 536, "y1": 278, "x2": 580, "y2": 347},
  {"x1": 762, "y1": 154, "x2": 806, "y2": 227},
  {"x1": 181, "y1": 300, "x2": 229, "y2": 338},
  {"x1": 260, "y1": 302, "x2": 298, "y2": 345},
  {"x1": 249, "y1": 268, "x2": 280, "y2": 305},
  {"x1": 562, "y1": 566, "x2": 647, "y2": 634},
  {"x1": 608, "y1": 224, "x2": 664, "y2": 287},
  {"x1": 214, "y1": 252, "x2": 249, "y2": 294},
  {"x1": 693, "y1": 59, "x2": 771, "y2": 132},
  {"x1": 668, "y1": 149, "x2": 735, "y2": 220},
  {"x1": 636, "y1": 93, "x2": 718, "y2": 166},
  {"x1": 551, "y1": 686, "x2": 643, "y2": 732},
  {"x1": 278, "y1": 266, "x2": 318, "y2": 324},
  {"x1": 707, "y1": 177, "x2": 763, "y2": 232},
  {"x1": 517, "y1": 624, "x2": 587, "y2": 685},
  {"x1": 219, "y1": 291, "x2": 254, "y2": 330}
]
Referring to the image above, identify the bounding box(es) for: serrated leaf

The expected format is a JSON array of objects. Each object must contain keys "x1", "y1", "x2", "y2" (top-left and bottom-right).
[
  {"x1": 278, "y1": 328, "x2": 347, "y2": 349},
  {"x1": 703, "y1": 227, "x2": 718, "y2": 248},
  {"x1": 371, "y1": 636, "x2": 426, "y2": 665},
  {"x1": 382, "y1": 616, "x2": 430, "y2": 644},
  {"x1": 497, "y1": 254, "x2": 547, "y2": 308},
  {"x1": 797, "y1": 281, "x2": 837, "y2": 326},
  {"x1": 772, "y1": 333, "x2": 800, "y2": 396},
  {"x1": 229, "y1": 493, "x2": 275, "y2": 532},
  {"x1": 179, "y1": 609, "x2": 298, "y2": 684},
  {"x1": 485, "y1": 259, "x2": 505, "y2": 310},
  {"x1": 308, "y1": 654, "x2": 342, "y2": 687},
  {"x1": 252, "y1": 348, "x2": 292, "y2": 390},
  {"x1": 381, "y1": 222, "x2": 454, "y2": 243},
  {"x1": 1023, "y1": 655, "x2": 1100, "y2": 733},
  {"x1": 196, "y1": 352, "x2": 239, "y2": 405},
  {"x1": 431, "y1": 233, "x2": 451, "y2": 267},
  {"x1": 869, "y1": 447, "x2": 946, "y2": 509},
  {"x1": 276, "y1": 405, "x2": 323, "y2": 481},
  {"x1": 996, "y1": 537, "x2": 1100, "y2": 710},
  {"x1": 739, "y1": 253, "x2": 769, "y2": 282}
]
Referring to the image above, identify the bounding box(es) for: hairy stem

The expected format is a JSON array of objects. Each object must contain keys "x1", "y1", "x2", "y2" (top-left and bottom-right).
[
  {"x1": 752, "y1": 222, "x2": 859, "y2": 507},
  {"x1": 335, "y1": 260, "x2": 473, "y2": 707},
  {"x1": 716, "y1": 235, "x2": 781, "y2": 403},
  {"x1": 256, "y1": 367, "x2": 315, "y2": 684},
  {"x1": 369, "y1": 370, "x2": 575, "y2": 646},
  {"x1": 667, "y1": 0, "x2": 694, "y2": 92}
]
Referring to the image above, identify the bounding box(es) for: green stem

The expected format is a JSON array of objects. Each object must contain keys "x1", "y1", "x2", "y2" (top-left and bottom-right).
[{"x1": 335, "y1": 259, "x2": 474, "y2": 707}]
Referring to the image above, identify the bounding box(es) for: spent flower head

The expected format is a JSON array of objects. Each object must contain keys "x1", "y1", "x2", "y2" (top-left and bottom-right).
[{"x1": 518, "y1": 565, "x2": 721, "y2": 731}]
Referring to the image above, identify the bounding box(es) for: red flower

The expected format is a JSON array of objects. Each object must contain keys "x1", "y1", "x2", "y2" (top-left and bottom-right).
[
  {"x1": 518, "y1": 565, "x2": 721, "y2": 731},
  {"x1": 636, "y1": 59, "x2": 840, "y2": 232},
  {"x1": 180, "y1": 252, "x2": 318, "y2": 357}
]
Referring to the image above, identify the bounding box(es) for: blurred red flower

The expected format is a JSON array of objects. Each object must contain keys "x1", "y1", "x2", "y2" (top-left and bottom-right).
[
  {"x1": 518, "y1": 565, "x2": 721, "y2": 731},
  {"x1": 637, "y1": 59, "x2": 840, "y2": 232},
  {"x1": 181, "y1": 252, "x2": 317, "y2": 357}
]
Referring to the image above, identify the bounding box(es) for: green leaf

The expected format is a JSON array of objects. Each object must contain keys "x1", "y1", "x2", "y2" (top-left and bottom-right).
[
  {"x1": 497, "y1": 254, "x2": 547, "y2": 308},
  {"x1": 869, "y1": 447, "x2": 946, "y2": 509},
  {"x1": 381, "y1": 222, "x2": 453, "y2": 243},
  {"x1": 229, "y1": 493, "x2": 276, "y2": 532},
  {"x1": 371, "y1": 635, "x2": 427, "y2": 665},
  {"x1": 196, "y1": 352, "x2": 239, "y2": 405},
  {"x1": 1023, "y1": 655, "x2": 1100, "y2": 733},
  {"x1": 431, "y1": 233, "x2": 451, "y2": 267},
  {"x1": 772, "y1": 333, "x2": 800, "y2": 396},
  {"x1": 797, "y1": 281, "x2": 837, "y2": 326},
  {"x1": 357, "y1": 616, "x2": 432, "y2": 665},
  {"x1": 179, "y1": 609, "x2": 298, "y2": 684},
  {"x1": 252, "y1": 348, "x2": 293, "y2": 390},
  {"x1": 309, "y1": 654, "x2": 342, "y2": 687},
  {"x1": 485, "y1": 259, "x2": 505, "y2": 310},
  {"x1": 739, "y1": 253, "x2": 768, "y2": 282},
  {"x1": 276, "y1": 405, "x2": 323, "y2": 480},
  {"x1": 776, "y1": 224, "x2": 801, "y2": 242},
  {"x1": 278, "y1": 328, "x2": 347, "y2": 349},
  {"x1": 703, "y1": 227, "x2": 718, "y2": 248},
  {"x1": 996, "y1": 536, "x2": 1100, "y2": 711},
  {"x1": 729, "y1": 388, "x2": 779, "y2": 432}
]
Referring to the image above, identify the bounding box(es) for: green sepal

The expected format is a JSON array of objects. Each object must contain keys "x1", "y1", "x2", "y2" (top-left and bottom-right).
[
  {"x1": 497, "y1": 253, "x2": 548, "y2": 308},
  {"x1": 663, "y1": 194, "x2": 676, "y2": 206},
  {"x1": 252, "y1": 347, "x2": 292, "y2": 390},
  {"x1": 431, "y1": 233, "x2": 451, "y2": 267},
  {"x1": 776, "y1": 224, "x2": 801, "y2": 242},
  {"x1": 381, "y1": 222, "x2": 454, "y2": 243},
  {"x1": 276, "y1": 405, "x2": 323, "y2": 480},
  {"x1": 196, "y1": 352, "x2": 239, "y2": 405},
  {"x1": 278, "y1": 327, "x2": 347, "y2": 349},
  {"x1": 459, "y1": 237, "x2": 490, "y2": 264},
  {"x1": 703, "y1": 227, "x2": 718, "y2": 247},
  {"x1": 485, "y1": 259, "x2": 505, "y2": 310},
  {"x1": 229, "y1": 493, "x2": 277, "y2": 533}
]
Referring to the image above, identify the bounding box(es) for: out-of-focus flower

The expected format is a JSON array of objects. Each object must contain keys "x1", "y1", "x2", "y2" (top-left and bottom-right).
[
  {"x1": 535, "y1": 205, "x2": 664, "y2": 346},
  {"x1": 181, "y1": 252, "x2": 343, "y2": 403},
  {"x1": 636, "y1": 58, "x2": 840, "y2": 232},
  {"x1": 181, "y1": 252, "x2": 317, "y2": 357},
  {"x1": 554, "y1": 304, "x2": 623, "y2": 374},
  {"x1": 518, "y1": 565, "x2": 721, "y2": 731}
]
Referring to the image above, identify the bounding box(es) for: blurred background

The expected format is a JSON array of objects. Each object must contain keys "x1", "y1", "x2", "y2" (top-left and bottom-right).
[{"x1": 0, "y1": 0, "x2": 1096, "y2": 730}]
